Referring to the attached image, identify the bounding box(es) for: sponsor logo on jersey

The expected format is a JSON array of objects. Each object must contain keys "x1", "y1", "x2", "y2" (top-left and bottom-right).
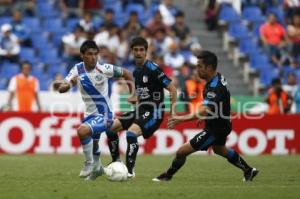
[
  {"x1": 207, "y1": 91, "x2": 216, "y2": 99},
  {"x1": 143, "y1": 75, "x2": 148, "y2": 83}
]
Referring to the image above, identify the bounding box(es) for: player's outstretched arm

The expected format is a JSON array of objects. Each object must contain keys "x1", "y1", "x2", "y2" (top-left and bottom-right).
[
  {"x1": 121, "y1": 68, "x2": 136, "y2": 104},
  {"x1": 167, "y1": 106, "x2": 210, "y2": 129},
  {"x1": 53, "y1": 79, "x2": 75, "y2": 93},
  {"x1": 165, "y1": 82, "x2": 177, "y2": 116}
]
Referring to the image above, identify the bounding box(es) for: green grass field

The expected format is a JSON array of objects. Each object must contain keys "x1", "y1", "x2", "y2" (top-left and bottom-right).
[{"x1": 0, "y1": 155, "x2": 299, "y2": 199}]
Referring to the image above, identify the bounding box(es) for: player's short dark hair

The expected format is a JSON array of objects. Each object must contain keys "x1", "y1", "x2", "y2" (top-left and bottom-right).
[
  {"x1": 21, "y1": 61, "x2": 31, "y2": 69},
  {"x1": 197, "y1": 50, "x2": 218, "y2": 70},
  {"x1": 130, "y1": 36, "x2": 148, "y2": 50},
  {"x1": 80, "y1": 40, "x2": 99, "y2": 54}
]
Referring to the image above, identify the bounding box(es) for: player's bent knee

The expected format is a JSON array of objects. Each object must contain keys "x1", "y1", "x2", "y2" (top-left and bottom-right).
[{"x1": 77, "y1": 125, "x2": 91, "y2": 138}]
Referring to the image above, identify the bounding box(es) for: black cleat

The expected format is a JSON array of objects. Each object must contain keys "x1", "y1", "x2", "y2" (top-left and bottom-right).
[
  {"x1": 243, "y1": 168, "x2": 259, "y2": 182},
  {"x1": 152, "y1": 172, "x2": 172, "y2": 182}
]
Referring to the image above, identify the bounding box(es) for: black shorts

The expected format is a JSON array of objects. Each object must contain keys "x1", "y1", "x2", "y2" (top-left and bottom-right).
[
  {"x1": 189, "y1": 130, "x2": 228, "y2": 151},
  {"x1": 118, "y1": 107, "x2": 164, "y2": 139}
]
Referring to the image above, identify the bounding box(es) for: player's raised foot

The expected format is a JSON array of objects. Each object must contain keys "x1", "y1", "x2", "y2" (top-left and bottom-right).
[
  {"x1": 243, "y1": 168, "x2": 259, "y2": 182},
  {"x1": 152, "y1": 172, "x2": 172, "y2": 182},
  {"x1": 79, "y1": 161, "x2": 93, "y2": 178},
  {"x1": 85, "y1": 166, "x2": 104, "y2": 181}
]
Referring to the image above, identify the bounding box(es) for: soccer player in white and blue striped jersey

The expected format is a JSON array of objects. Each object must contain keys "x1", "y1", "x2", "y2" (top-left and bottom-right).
[{"x1": 53, "y1": 40, "x2": 134, "y2": 180}]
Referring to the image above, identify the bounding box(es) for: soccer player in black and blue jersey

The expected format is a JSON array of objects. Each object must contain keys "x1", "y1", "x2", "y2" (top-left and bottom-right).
[
  {"x1": 106, "y1": 36, "x2": 177, "y2": 178},
  {"x1": 153, "y1": 50, "x2": 259, "y2": 182}
]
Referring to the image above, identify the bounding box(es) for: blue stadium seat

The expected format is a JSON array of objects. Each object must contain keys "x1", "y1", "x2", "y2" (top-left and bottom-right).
[
  {"x1": 43, "y1": 18, "x2": 65, "y2": 33},
  {"x1": 23, "y1": 17, "x2": 41, "y2": 33},
  {"x1": 252, "y1": 21, "x2": 264, "y2": 39},
  {"x1": 66, "y1": 18, "x2": 80, "y2": 31},
  {"x1": 0, "y1": 63, "x2": 20, "y2": 78},
  {"x1": 47, "y1": 65, "x2": 67, "y2": 78},
  {"x1": 37, "y1": 2, "x2": 59, "y2": 18},
  {"x1": 20, "y1": 47, "x2": 36, "y2": 61},
  {"x1": 0, "y1": 77, "x2": 8, "y2": 89},
  {"x1": 242, "y1": 6, "x2": 264, "y2": 23},
  {"x1": 0, "y1": 16, "x2": 12, "y2": 26},
  {"x1": 229, "y1": 23, "x2": 250, "y2": 40},
  {"x1": 249, "y1": 53, "x2": 269, "y2": 71},
  {"x1": 239, "y1": 37, "x2": 259, "y2": 56},
  {"x1": 218, "y1": 6, "x2": 240, "y2": 24},
  {"x1": 260, "y1": 66, "x2": 279, "y2": 86}
]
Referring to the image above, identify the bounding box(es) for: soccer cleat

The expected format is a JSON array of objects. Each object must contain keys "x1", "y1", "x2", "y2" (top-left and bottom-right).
[
  {"x1": 79, "y1": 161, "x2": 93, "y2": 178},
  {"x1": 243, "y1": 168, "x2": 259, "y2": 182},
  {"x1": 85, "y1": 166, "x2": 104, "y2": 181},
  {"x1": 152, "y1": 172, "x2": 172, "y2": 182},
  {"x1": 127, "y1": 171, "x2": 136, "y2": 179}
]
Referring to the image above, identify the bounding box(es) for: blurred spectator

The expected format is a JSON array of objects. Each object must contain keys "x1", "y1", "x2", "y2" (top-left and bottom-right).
[
  {"x1": 158, "y1": 0, "x2": 177, "y2": 26},
  {"x1": 265, "y1": 78, "x2": 292, "y2": 114},
  {"x1": 94, "y1": 24, "x2": 120, "y2": 54},
  {"x1": 185, "y1": 68, "x2": 206, "y2": 113},
  {"x1": 60, "y1": 0, "x2": 84, "y2": 19},
  {"x1": 78, "y1": 12, "x2": 95, "y2": 32},
  {"x1": 0, "y1": 0, "x2": 12, "y2": 16},
  {"x1": 146, "y1": 11, "x2": 169, "y2": 36},
  {"x1": 12, "y1": 0, "x2": 36, "y2": 16},
  {"x1": 283, "y1": 72, "x2": 298, "y2": 112},
  {"x1": 287, "y1": 14, "x2": 300, "y2": 62},
  {"x1": 204, "y1": 0, "x2": 219, "y2": 31},
  {"x1": 100, "y1": 8, "x2": 117, "y2": 30},
  {"x1": 0, "y1": 24, "x2": 20, "y2": 63},
  {"x1": 294, "y1": 86, "x2": 300, "y2": 113},
  {"x1": 171, "y1": 10, "x2": 191, "y2": 49},
  {"x1": 62, "y1": 25, "x2": 86, "y2": 71},
  {"x1": 152, "y1": 28, "x2": 173, "y2": 55},
  {"x1": 83, "y1": 0, "x2": 102, "y2": 16},
  {"x1": 117, "y1": 31, "x2": 129, "y2": 63},
  {"x1": 11, "y1": 10, "x2": 32, "y2": 47},
  {"x1": 260, "y1": 13, "x2": 292, "y2": 66},
  {"x1": 163, "y1": 41, "x2": 185, "y2": 70},
  {"x1": 189, "y1": 42, "x2": 202, "y2": 65},
  {"x1": 98, "y1": 45, "x2": 117, "y2": 65},
  {"x1": 283, "y1": 0, "x2": 300, "y2": 22},
  {"x1": 123, "y1": 11, "x2": 144, "y2": 40},
  {"x1": 7, "y1": 61, "x2": 41, "y2": 112}
]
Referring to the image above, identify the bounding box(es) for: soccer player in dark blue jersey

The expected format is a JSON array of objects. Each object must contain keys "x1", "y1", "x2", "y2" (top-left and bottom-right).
[
  {"x1": 106, "y1": 36, "x2": 177, "y2": 178},
  {"x1": 153, "y1": 50, "x2": 259, "y2": 182}
]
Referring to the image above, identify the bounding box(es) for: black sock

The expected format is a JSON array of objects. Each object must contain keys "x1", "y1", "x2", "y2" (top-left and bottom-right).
[
  {"x1": 93, "y1": 140, "x2": 100, "y2": 156},
  {"x1": 166, "y1": 156, "x2": 186, "y2": 176},
  {"x1": 227, "y1": 149, "x2": 251, "y2": 172},
  {"x1": 106, "y1": 131, "x2": 120, "y2": 162},
  {"x1": 126, "y1": 131, "x2": 139, "y2": 174}
]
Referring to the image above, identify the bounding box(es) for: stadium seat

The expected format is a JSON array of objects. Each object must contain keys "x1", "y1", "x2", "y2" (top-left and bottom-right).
[
  {"x1": 43, "y1": 18, "x2": 66, "y2": 33},
  {"x1": 218, "y1": 6, "x2": 240, "y2": 24},
  {"x1": 37, "y1": 2, "x2": 59, "y2": 18},
  {"x1": 23, "y1": 17, "x2": 41, "y2": 32},
  {"x1": 66, "y1": 18, "x2": 80, "y2": 31},
  {"x1": 228, "y1": 23, "x2": 250, "y2": 40},
  {"x1": 0, "y1": 16, "x2": 12, "y2": 26},
  {"x1": 0, "y1": 63, "x2": 20, "y2": 78},
  {"x1": 239, "y1": 37, "x2": 259, "y2": 56},
  {"x1": 242, "y1": 6, "x2": 264, "y2": 23},
  {"x1": 0, "y1": 77, "x2": 8, "y2": 90},
  {"x1": 249, "y1": 53, "x2": 269, "y2": 71},
  {"x1": 20, "y1": 47, "x2": 36, "y2": 62},
  {"x1": 259, "y1": 65, "x2": 279, "y2": 86}
]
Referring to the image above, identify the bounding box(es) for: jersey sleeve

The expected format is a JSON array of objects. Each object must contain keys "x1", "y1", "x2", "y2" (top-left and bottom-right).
[
  {"x1": 98, "y1": 63, "x2": 123, "y2": 78},
  {"x1": 65, "y1": 66, "x2": 78, "y2": 83},
  {"x1": 152, "y1": 66, "x2": 171, "y2": 88}
]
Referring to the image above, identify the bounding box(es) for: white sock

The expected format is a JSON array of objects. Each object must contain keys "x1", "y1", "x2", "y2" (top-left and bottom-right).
[{"x1": 82, "y1": 138, "x2": 93, "y2": 164}]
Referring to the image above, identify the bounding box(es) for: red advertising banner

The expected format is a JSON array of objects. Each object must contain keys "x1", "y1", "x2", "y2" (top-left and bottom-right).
[{"x1": 0, "y1": 112, "x2": 299, "y2": 155}]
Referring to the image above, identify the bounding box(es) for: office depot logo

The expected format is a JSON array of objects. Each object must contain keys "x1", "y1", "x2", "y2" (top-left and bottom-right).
[{"x1": 0, "y1": 113, "x2": 299, "y2": 155}]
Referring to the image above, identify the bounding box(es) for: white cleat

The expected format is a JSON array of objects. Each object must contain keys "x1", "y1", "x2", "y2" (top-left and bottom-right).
[
  {"x1": 85, "y1": 166, "x2": 104, "y2": 181},
  {"x1": 127, "y1": 171, "x2": 136, "y2": 179},
  {"x1": 79, "y1": 162, "x2": 93, "y2": 178}
]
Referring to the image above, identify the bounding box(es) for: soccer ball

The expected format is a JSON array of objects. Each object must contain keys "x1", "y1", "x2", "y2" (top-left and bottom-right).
[{"x1": 104, "y1": 162, "x2": 128, "y2": 182}]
